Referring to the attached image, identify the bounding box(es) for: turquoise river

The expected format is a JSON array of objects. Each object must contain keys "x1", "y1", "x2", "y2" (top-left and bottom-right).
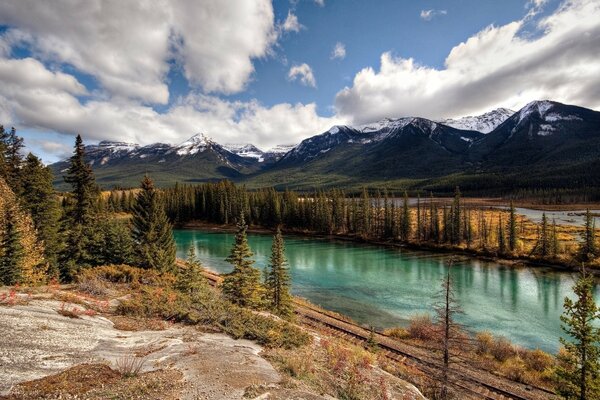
[{"x1": 174, "y1": 229, "x2": 600, "y2": 353}]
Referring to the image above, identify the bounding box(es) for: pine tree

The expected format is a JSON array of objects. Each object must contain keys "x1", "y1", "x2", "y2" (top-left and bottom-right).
[
  {"x1": 0, "y1": 177, "x2": 47, "y2": 285},
  {"x1": 101, "y1": 219, "x2": 135, "y2": 265},
  {"x1": 579, "y1": 209, "x2": 597, "y2": 261},
  {"x1": 416, "y1": 194, "x2": 422, "y2": 241},
  {"x1": 221, "y1": 213, "x2": 265, "y2": 308},
  {"x1": 498, "y1": 215, "x2": 506, "y2": 254},
  {"x1": 556, "y1": 266, "x2": 600, "y2": 400},
  {"x1": 451, "y1": 187, "x2": 461, "y2": 245},
  {"x1": 508, "y1": 201, "x2": 518, "y2": 252},
  {"x1": 400, "y1": 191, "x2": 410, "y2": 241},
  {"x1": 265, "y1": 227, "x2": 293, "y2": 318},
  {"x1": 535, "y1": 212, "x2": 550, "y2": 257},
  {"x1": 0, "y1": 209, "x2": 24, "y2": 285},
  {"x1": 177, "y1": 246, "x2": 209, "y2": 295},
  {"x1": 131, "y1": 175, "x2": 176, "y2": 272},
  {"x1": 1, "y1": 127, "x2": 25, "y2": 196},
  {"x1": 63, "y1": 135, "x2": 98, "y2": 224},
  {"x1": 21, "y1": 153, "x2": 62, "y2": 277}
]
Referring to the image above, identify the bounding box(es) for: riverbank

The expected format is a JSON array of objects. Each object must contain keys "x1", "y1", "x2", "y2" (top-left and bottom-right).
[{"x1": 181, "y1": 220, "x2": 598, "y2": 275}]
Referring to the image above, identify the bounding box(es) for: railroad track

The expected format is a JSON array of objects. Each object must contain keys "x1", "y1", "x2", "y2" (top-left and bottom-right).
[{"x1": 189, "y1": 263, "x2": 556, "y2": 400}]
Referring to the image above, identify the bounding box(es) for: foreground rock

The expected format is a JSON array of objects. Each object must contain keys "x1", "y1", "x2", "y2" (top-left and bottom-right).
[{"x1": 0, "y1": 296, "x2": 318, "y2": 399}]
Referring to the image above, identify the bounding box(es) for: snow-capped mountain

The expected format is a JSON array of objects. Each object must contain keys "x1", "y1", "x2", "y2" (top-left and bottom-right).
[
  {"x1": 50, "y1": 100, "x2": 600, "y2": 190},
  {"x1": 51, "y1": 134, "x2": 294, "y2": 188},
  {"x1": 469, "y1": 100, "x2": 600, "y2": 167},
  {"x1": 280, "y1": 117, "x2": 482, "y2": 165},
  {"x1": 223, "y1": 143, "x2": 266, "y2": 162},
  {"x1": 85, "y1": 141, "x2": 139, "y2": 166},
  {"x1": 223, "y1": 143, "x2": 297, "y2": 163},
  {"x1": 439, "y1": 108, "x2": 515, "y2": 133}
]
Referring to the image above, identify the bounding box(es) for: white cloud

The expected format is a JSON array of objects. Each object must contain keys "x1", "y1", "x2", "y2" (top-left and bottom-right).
[
  {"x1": 288, "y1": 63, "x2": 317, "y2": 88},
  {"x1": 0, "y1": 0, "x2": 276, "y2": 101},
  {"x1": 336, "y1": 0, "x2": 600, "y2": 123},
  {"x1": 330, "y1": 42, "x2": 346, "y2": 60},
  {"x1": 0, "y1": 56, "x2": 342, "y2": 156},
  {"x1": 314, "y1": 0, "x2": 325, "y2": 6},
  {"x1": 282, "y1": 11, "x2": 303, "y2": 33},
  {"x1": 420, "y1": 9, "x2": 447, "y2": 21}
]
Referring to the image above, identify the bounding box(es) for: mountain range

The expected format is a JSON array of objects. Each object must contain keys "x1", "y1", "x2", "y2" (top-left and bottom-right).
[{"x1": 50, "y1": 100, "x2": 600, "y2": 193}]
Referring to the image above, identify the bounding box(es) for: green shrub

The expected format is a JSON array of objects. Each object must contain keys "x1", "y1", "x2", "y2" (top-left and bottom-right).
[{"x1": 114, "y1": 265, "x2": 311, "y2": 349}]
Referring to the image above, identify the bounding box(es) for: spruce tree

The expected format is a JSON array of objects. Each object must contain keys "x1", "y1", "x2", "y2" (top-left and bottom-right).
[
  {"x1": 556, "y1": 266, "x2": 600, "y2": 400},
  {"x1": 101, "y1": 219, "x2": 135, "y2": 265},
  {"x1": 64, "y1": 135, "x2": 97, "y2": 224},
  {"x1": 579, "y1": 210, "x2": 598, "y2": 261},
  {"x1": 61, "y1": 135, "x2": 102, "y2": 279},
  {"x1": 400, "y1": 191, "x2": 410, "y2": 241},
  {"x1": 1, "y1": 127, "x2": 24, "y2": 196},
  {"x1": 0, "y1": 209, "x2": 24, "y2": 285},
  {"x1": 131, "y1": 175, "x2": 176, "y2": 272},
  {"x1": 177, "y1": 246, "x2": 208, "y2": 295},
  {"x1": 508, "y1": 201, "x2": 518, "y2": 252},
  {"x1": 221, "y1": 213, "x2": 265, "y2": 308},
  {"x1": 498, "y1": 215, "x2": 506, "y2": 254},
  {"x1": 537, "y1": 212, "x2": 550, "y2": 257},
  {"x1": 265, "y1": 227, "x2": 293, "y2": 318},
  {"x1": 451, "y1": 186, "x2": 461, "y2": 244},
  {"x1": 21, "y1": 153, "x2": 62, "y2": 277}
]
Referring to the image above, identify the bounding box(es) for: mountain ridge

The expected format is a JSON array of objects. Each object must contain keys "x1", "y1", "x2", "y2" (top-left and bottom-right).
[{"x1": 50, "y1": 100, "x2": 600, "y2": 193}]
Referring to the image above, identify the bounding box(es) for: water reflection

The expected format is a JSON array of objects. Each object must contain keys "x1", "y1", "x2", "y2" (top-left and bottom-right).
[{"x1": 174, "y1": 229, "x2": 600, "y2": 353}]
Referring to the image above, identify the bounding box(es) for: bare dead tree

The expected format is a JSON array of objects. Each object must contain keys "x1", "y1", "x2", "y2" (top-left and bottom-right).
[{"x1": 434, "y1": 258, "x2": 465, "y2": 400}]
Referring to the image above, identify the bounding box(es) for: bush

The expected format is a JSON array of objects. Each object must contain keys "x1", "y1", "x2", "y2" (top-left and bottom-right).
[
  {"x1": 384, "y1": 327, "x2": 410, "y2": 340},
  {"x1": 476, "y1": 331, "x2": 516, "y2": 362},
  {"x1": 500, "y1": 356, "x2": 527, "y2": 383},
  {"x1": 115, "y1": 266, "x2": 311, "y2": 349},
  {"x1": 522, "y1": 348, "x2": 555, "y2": 372},
  {"x1": 407, "y1": 314, "x2": 437, "y2": 341},
  {"x1": 490, "y1": 337, "x2": 516, "y2": 362},
  {"x1": 475, "y1": 331, "x2": 494, "y2": 355},
  {"x1": 77, "y1": 264, "x2": 171, "y2": 288}
]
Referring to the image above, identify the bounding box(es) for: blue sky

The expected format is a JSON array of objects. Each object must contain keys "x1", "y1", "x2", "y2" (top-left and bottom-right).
[{"x1": 0, "y1": 0, "x2": 598, "y2": 163}]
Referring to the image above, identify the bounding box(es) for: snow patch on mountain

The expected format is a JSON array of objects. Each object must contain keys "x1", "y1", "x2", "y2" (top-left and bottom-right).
[
  {"x1": 440, "y1": 108, "x2": 514, "y2": 133},
  {"x1": 223, "y1": 143, "x2": 265, "y2": 162},
  {"x1": 174, "y1": 133, "x2": 213, "y2": 156},
  {"x1": 544, "y1": 113, "x2": 582, "y2": 122},
  {"x1": 266, "y1": 144, "x2": 296, "y2": 155}
]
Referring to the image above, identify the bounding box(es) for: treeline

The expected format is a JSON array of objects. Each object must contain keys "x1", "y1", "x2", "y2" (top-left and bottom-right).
[
  {"x1": 151, "y1": 181, "x2": 599, "y2": 266},
  {"x1": 0, "y1": 130, "x2": 176, "y2": 284}
]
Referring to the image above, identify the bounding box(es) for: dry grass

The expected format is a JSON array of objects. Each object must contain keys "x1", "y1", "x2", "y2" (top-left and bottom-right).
[
  {"x1": 265, "y1": 337, "x2": 399, "y2": 400},
  {"x1": 114, "y1": 353, "x2": 146, "y2": 377},
  {"x1": 0, "y1": 363, "x2": 182, "y2": 400}
]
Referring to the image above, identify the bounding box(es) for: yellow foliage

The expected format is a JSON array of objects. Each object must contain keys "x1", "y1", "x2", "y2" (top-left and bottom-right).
[{"x1": 0, "y1": 177, "x2": 47, "y2": 285}]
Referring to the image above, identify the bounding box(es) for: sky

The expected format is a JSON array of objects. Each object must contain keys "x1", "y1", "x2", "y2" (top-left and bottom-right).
[{"x1": 0, "y1": 0, "x2": 599, "y2": 163}]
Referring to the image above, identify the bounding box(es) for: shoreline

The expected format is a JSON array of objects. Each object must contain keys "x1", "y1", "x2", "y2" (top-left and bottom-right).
[{"x1": 179, "y1": 220, "x2": 596, "y2": 275}]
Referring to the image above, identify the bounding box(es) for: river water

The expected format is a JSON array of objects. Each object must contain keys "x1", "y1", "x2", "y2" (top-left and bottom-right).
[{"x1": 174, "y1": 229, "x2": 599, "y2": 353}]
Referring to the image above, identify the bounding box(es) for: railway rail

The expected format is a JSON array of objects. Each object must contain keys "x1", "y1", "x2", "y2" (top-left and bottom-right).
[{"x1": 188, "y1": 262, "x2": 557, "y2": 400}]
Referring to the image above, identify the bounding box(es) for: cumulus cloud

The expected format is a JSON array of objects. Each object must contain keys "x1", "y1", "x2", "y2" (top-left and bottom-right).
[
  {"x1": 0, "y1": 56, "x2": 342, "y2": 156},
  {"x1": 0, "y1": 0, "x2": 276, "y2": 101},
  {"x1": 282, "y1": 11, "x2": 303, "y2": 32},
  {"x1": 336, "y1": 0, "x2": 600, "y2": 123},
  {"x1": 288, "y1": 63, "x2": 317, "y2": 88},
  {"x1": 330, "y1": 42, "x2": 346, "y2": 60},
  {"x1": 420, "y1": 9, "x2": 447, "y2": 21},
  {"x1": 314, "y1": 0, "x2": 325, "y2": 6}
]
